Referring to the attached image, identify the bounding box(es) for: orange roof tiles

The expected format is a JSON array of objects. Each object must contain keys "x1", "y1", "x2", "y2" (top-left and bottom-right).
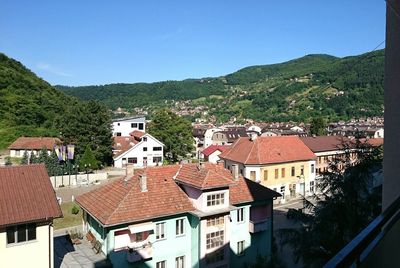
[
  {"x1": 175, "y1": 163, "x2": 234, "y2": 190},
  {"x1": 129, "y1": 130, "x2": 145, "y2": 139},
  {"x1": 8, "y1": 137, "x2": 61, "y2": 150},
  {"x1": 300, "y1": 136, "x2": 352, "y2": 153},
  {"x1": 202, "y1": 145, "x2": 231, "y2": 157},
  {"x1": 113, "y1": 136, "x2": 139, "y2": 158},
  {"x1": 76, "y1": 163, "x2": 280, "y2": 226},
  {"x1": 220, "y1": 136, "x2": 316, "y2": 165},
  {"x1": 0, "y1": 165, "x2": 62, "y2": 226}
]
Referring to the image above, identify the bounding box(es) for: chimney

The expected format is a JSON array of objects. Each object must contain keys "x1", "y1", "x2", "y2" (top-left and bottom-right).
[
  {"x1": 232, "y1": 164, "x2": 239, "y2": 181},
  {"x1": 198, "y1": 161, "x2": 204, "y2": 170},
  {"x1": 139, "y1": 173, "x2": 147, "y2": 192},
  {"x1": 249, "y1": 132, "x2": 258, "y2": 141}
]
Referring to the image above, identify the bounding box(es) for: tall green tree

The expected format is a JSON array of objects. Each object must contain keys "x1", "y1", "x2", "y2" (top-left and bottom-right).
[
  {"x1": 21, "y1": 151, "x2": 29, "y2": 165},
  {"x1": 310, "y1": 116, "x2": 327, "y2": 136},
  {"x1": 55, "y1": 100, "x2": 113, "y2": 166},
  {"x1": 278, "y1": 142, "x2": 383, "y2": 267},
  {"x1": 148, "y1": 109, "x2": 194, "y2": 162},
  {"x1": 79, "y1": 146, "x2": 98, "y2": 170}
]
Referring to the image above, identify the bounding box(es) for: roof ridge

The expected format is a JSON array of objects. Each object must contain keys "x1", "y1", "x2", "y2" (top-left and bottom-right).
[
  {"x1": 244, "y1": 138, "x2": 256, "y2": 164},
  {"x1": 106, "y1": 172, "x2": 142, "y2": 224}
]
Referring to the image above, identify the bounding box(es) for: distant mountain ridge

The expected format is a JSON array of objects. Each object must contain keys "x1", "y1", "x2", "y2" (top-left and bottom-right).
[{"x1": 57, "y1": 49, "x2": 384, "y2": 123}]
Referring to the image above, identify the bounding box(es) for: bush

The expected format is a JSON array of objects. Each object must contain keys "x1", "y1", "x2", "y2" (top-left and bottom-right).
[{"x1": 71, "y1": 205, "x2": 80, "y2": 215}]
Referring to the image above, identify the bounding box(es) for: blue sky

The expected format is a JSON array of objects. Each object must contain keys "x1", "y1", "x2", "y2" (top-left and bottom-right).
[{"x1": 0, "y1": 0, "x2": 386, "y2": 86}]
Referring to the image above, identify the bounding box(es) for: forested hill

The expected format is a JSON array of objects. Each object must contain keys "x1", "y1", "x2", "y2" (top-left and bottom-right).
[
  {"x1": 57, "y1": 49, "x2": 384, "y2": 123},
  {"x1": 0, "y1": 53, "x2": 78, "y2": 148}
]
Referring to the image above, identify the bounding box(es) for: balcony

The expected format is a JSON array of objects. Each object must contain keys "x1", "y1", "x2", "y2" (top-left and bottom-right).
[
  {"x1": 126, "y1": 241, "x2": 153, "y2": 263},
  {"x1": 249, "y1": 219, "x2": 268, "y2": 233},
  {"x1": 324, "y1": 195, "x2": 400, "y2": 267}
]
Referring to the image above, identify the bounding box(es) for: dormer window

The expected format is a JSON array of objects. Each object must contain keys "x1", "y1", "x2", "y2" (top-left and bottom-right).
[{"x1": 207, "y1": 193, "x2": 225, "y2": 207}]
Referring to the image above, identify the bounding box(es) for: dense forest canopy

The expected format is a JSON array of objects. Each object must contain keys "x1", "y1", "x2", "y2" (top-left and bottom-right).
[{"x1": 58, "y1": 49, "x2": 384, "y2": 123}]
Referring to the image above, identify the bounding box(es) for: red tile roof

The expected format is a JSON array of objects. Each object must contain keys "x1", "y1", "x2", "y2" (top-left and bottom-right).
[
  {"x1": 300, "y1": 136, "x2": 352, "y2": 153},
  {"x1": 76, "y1": 165, "x2": 195, "y2": 226},
  {"x1": 360, "y1": 138, "x2": 384, "y2": 147},
  {"x1": 113, "y1": 136, "x2": 139, "y2": 158},
  {"x1": 175, "y1": 163, "x2": 234, "y2": 190},
  {"x1": 8, "y1": 137, "x2": 61, "y2": 150},
  {"x1": 130, "y1": 130, "x2": 145, "y2": 139},
  {"x1": 0, "y1": 165, "x2": 62, "y2": 226},
  {"x1": 202, "y1": 145, "x2": 231, "y2": 157},
  {"x1": 76, "y1": 163, "x2": 280, "y2": 226},
  {"x1": 220, "y1": 136, "x2": 316, "y2": 165}
]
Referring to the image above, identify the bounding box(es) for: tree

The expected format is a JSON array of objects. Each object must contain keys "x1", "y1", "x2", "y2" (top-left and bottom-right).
[
  {"x1": 5, "y1": 156, "x2": 12, "y2": 166},
  {"x1": 148, "y1": 109, "x2": 194, "y2": 162},
  {"x1": 55, "y1": 100, "x2": 113, "y2": 166},
  {"x1": 79, "y1": 146, "x2": 98, "y2": 170},
  {"x1": 21, "y1": 151, "x2": 29, "y2": 165},
  {"x1": 278, "y1": 142, "x2": 383, "y2": 267},
  {"x1": 29, "y1": 152, "x2": 38, "y2": 164},
  {"x1": 310, "y1": 116, "x2": 327, "y2": 136}
]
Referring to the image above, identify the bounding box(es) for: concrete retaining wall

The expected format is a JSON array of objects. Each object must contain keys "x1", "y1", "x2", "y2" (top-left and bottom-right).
[{"x1": 50, "y1": 172, "x2": 108, "y2": 188}]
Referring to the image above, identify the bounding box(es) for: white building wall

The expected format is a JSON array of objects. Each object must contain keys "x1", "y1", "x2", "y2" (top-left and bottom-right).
[
  {"x1": 9, "y1": 149, "x2": 51, "y2": 158},
  {"x1": 208, "y1": 151, "x2": 222, "y2": 164},
  {"x1": 204, "y1": 128, "x2": 222, "y2": 148},
  {"x1": 112, "y1": 117, "x2": 146, "y2": 137},
  {"x1": 0, "y1": 223, "x2": 54, "y2": 268}
]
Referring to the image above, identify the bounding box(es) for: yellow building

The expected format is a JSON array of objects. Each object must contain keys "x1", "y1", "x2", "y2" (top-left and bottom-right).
[
  {"x1": 0, "y1": 165, "x2": 62, "y2": 268},
  {"x1": 220, "y1": 136, "x2": 317, "y2": 202}
]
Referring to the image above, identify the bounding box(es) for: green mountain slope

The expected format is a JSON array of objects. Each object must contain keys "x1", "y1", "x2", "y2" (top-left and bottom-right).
[
  {"x1": 58, "y1": 50, "x2": 384, "y2": 123},
  {"x1": 0, "y1": 53, "x2": 77, "y2": 149}
]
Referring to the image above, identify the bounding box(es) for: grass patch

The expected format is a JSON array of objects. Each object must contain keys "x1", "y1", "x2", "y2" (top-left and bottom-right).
[{"x1": 53, "y1": 202, "x2": 82, "y2": 230}]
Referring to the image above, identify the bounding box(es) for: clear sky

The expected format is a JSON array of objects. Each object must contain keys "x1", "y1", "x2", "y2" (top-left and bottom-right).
[{"x1": 0, "y1": 0, "x2": 386, "y2": 86}]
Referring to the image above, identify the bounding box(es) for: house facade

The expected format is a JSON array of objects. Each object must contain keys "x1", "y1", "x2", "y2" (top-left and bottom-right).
[
  {"x1": 112, "y1": 116, "x2": 146, "y2": 137},
  {"x1": 113, "y1": 132, "x2": 164, "y2": 168},
  {"x1": 76, "y1": 163, "x2": 280, "y2": 268},
  {"x1": 220, "y1": 136, "x2": 317, "y2": 203},
  {"x1": 8, "y1": 137, "x2": 61, "y2": 158},
  {"x1": 0, "y1": 165, "x2": 62, "y2": 268},
  {"x1": 201, "y1": 145, "x2": 231, "y2": 164}
]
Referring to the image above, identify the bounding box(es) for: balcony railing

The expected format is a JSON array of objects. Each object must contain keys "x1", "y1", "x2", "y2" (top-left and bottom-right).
[
  {"x1": 249, "y1": 219, "x2": 268, "y2": 233},
  {"x1": 126, "y1": 242, "x2": 153, "y2": 263},
  {"x1": 324, "y1": 195, "x2": 400, "y2": 268}
]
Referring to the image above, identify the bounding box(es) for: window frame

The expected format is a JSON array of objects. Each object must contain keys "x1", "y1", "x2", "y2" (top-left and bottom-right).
[
  {"x1": 153, "y1": 146, "x2": 162, "y2": 151},
  {"x1": 291, "y1": 166, "x2": 295, "y2": 177},
  {"x1": 206, "y1": 230, "x2": 224, "y2": 249},
  {"x1": 175, "y1": 218, "x2": 185, "y2": 236},
  {"x1": 156, "y1": 222, "x2": 166, "y2": 240},
  {"x1": 206, "y1": 193, "x2": 225, "y2": 207},
  {"x1": 274, "y1": 169, "x2": 279, "y2": 179},
  {"x1": 156, "y1": 260, "x2": 166, "y2": 268},
  {"x1": 175, "y1": 255, "x2": 185, "y2": 268},
  {"x1": 6, "y1": 223, "x2": 36, "y2": 245},
  {"x1": 237, "y1": 207, "x2": 245, "y2": 223},
  {"x1": 263, "y1": 170, "x2": 268, "y2": 181},
  {"x1": 237, "y1": 240, "x2": 245, "y2": 256},
  {"x1": 281, "y1": 168, "x2": 285, "y2": 178}
]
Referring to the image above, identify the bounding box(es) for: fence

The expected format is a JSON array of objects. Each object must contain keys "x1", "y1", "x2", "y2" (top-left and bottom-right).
[{"x1": 50, "y1": 172, "x2": 108, "y2": 188}]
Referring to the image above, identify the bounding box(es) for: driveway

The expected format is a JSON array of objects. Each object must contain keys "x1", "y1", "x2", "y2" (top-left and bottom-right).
[{"x1": 54, "y1": 234, "x2": 112, "y2": 268}]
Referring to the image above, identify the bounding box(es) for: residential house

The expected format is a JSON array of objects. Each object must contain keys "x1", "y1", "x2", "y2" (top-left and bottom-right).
[
  {"x1": 212, "y1": 127, "x2": 248, "y2": 146},
  {"x1": 113, "y1": 131, "x2": 164, "y2": 168},
  {"x1": 75, "y1": 163, "x2": 280, "y2": 268},
  {"x1": 0, "y1": 165, "x2": 62, "y2": 268},
  {"x1": 204, "y1": 128, "x2": 223, "y2": 149},
  {"x1": 8, "y1": 137, "x2": 61, "y2": 158},
  {"x1": 201, "y1": 145, "x2": 231, "y2": 163},
  {"x1": 220, "y1": 136, "x2": 317, "y2": 202},
  {"x1": 112, "y1": 115, "x2": 146, "y2": 137}
]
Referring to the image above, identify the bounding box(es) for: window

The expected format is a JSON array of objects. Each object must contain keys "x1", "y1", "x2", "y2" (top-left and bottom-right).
[
  {"x1": 143, "y1": 147, "x2": 148, "y2": 152},
  {"x1": 153, "y1": 146, "x2": 162, "y2": 151},
  {"x1": 207, "y1": 216, "x2": 224, "y2": 227},
  {"x1": 274, "y1": 169, "x2": 279, "y2": 179},
  {"x1": 6, "y1": 224, "x2": 36, "y2": 245},
  {"x1": 131, "y1": 123, "x2": 138, "y2": 128},
  {"x1": 156, "y1": 261, "x2": 166, "y2": 268},
  {"x1": 207, "y1": 193, "x2": 225, "y2": 206},
  {"x1": 300, "y1": 165, "x2": 304, "y2": 176},
  {"x1": 175, "y1": 256, "x2": 185, "y2": 268},
  {"x1": 311, "y1": 164, "x2": 315, "y2": 173},
  {"x1": 15, "y1": 150, "x2": 20, "y2": 156},
  {"x1": 176, "y1": 219, "x2": 185, "y2": 236},
  {"x1": 263, "y1": 170, "x2": 268, "y2": 181},
  {"x1": 117, "y1": 123, "x2": 120, "y2": 126},
  {"x1": 153, "y1": 157, "x2": 162, "y2": 163},
  {"x1": 291, "y1": 166, "x2": 295, "y2": 177},
  {"x1": 310, "y1": 181, "x2": 315, "y2": 193},
  {"x1": 156, "y1": 222, "x2": 165, "y2": 240},
  {"x1": 139, "y1": 123, "x2": 144, "y2": 130},
  {"x1": 281, "y1": 168, "x2": 285, "y2": 178},
  {"x1": 237, "y1": 208, "x2": 244, "y2": 222},
  {"x1": 250, "y1": 171, "x2": 256, "y2": 181},
  {"x1": 206, "y1": 248, "x2": 225, "y2": 264},
  {"x1": 142, "y1": 137, "x2": 147, "y2": 142},
  {"x1": 206, "y1": 231, "x2": 224, "y2": 249},
  {"x1": 127, "y1": 157, "x2": 137, "y2": 164},
  {"x1": 237, "y1": 240, "x2": 245, "y2": 256},
  {"x1": 116, "y1": 132, "x2": 121, "y2": 136},
  {"x1": 135, "y1": 232, "x2": 143, "y2": 241},
  {"x1": 143, "y1": 157, "x2": 148, "y2": 166}
]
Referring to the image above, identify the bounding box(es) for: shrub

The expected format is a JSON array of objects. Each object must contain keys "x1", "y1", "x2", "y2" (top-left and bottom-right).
[{"x1": 71, "y1": 205, "x2": 80, "y2": 215}]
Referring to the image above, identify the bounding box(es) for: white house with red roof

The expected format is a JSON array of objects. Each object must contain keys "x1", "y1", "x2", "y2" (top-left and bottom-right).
[
  {"x1": 8, "y1": 137, "x2": 61, "y2": 158},
  {"x1": 201, "y1": 145, "x2": 231, "y2": 164},
  {"x1": 76, "y1": 163, "x2": 280, "y2": 268},
  {"x1": 113, "y1": 131, "x2": 164, "y2": 168},
  {"x1": 0, "y1": 165, "x2": 62, "y2": 268}
]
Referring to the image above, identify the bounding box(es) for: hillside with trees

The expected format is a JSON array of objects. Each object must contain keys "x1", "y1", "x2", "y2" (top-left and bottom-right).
[
  {"x1": 0, "y1": 53, "x2": 113, "y2": 166},
  {"x1": 58, "y1": 49, "x2": 384, "y2": 123}
]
